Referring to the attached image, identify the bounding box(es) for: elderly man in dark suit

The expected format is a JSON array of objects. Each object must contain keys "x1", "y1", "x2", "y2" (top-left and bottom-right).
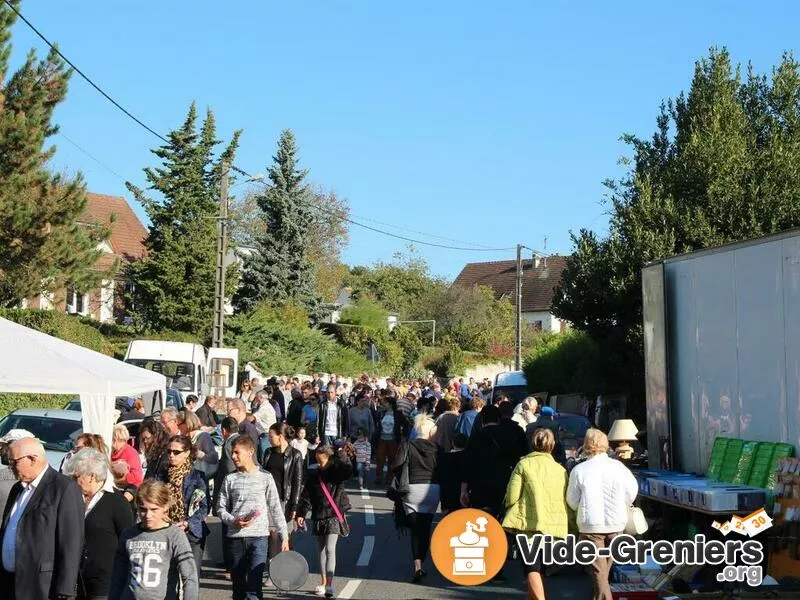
[{"x1": 0, "y1": 437, "x2": 84, "y2": 600}]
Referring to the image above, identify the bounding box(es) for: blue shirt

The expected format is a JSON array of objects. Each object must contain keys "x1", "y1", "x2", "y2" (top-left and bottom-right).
[
  {"x1": 2, "y1": 465, "x2": 48, "y2": 572},
  {"x1": 460, "y1": 384, "x2": 471, "y2": 398}
]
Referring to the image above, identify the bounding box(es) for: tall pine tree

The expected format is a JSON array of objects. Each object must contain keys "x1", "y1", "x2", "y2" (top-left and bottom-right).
[
  {"x1": 126, "y1": 104, "x2": 240, "y2": 335},
  {"x1": 234, "y1": 129, "x2": 322, "y2": 321},
  {"x1": 0, "y1": 1, "x2": 112, "y2": 306}
]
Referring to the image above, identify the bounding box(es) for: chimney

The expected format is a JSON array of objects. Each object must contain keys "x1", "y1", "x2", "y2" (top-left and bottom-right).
[{"x1": 533, "y1": 256, "x2": 541, "y2": 269}]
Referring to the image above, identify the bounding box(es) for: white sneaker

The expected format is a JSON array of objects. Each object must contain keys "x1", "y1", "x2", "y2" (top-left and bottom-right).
[{"x1": 314, "y1": 584, "x2": 326, "y2": 596}]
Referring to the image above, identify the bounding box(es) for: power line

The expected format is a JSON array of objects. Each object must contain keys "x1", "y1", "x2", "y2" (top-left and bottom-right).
[
  {"x1": 3, "y1": 0, "x2": 170, "y2": 145},
  {"x1": 57, "y1": 131, "x2": 128, "y2": 183},
  {"x1": 231, "y1": 166, "x2": 516, "y2": 252},
  {"x1": 8, "y1": 3, "x2": 518, "y2": 254}
]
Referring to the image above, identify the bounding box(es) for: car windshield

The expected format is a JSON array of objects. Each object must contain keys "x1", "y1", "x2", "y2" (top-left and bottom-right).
[
  {"x1": 557, "y1": 415, "x2": 592, "y2": 442},
  {"x1": 0, "y1": 415, "x2": 80, "y2": 452},
  {"x1": 127, "y1": 359, "x2": 194, "y2": 391},
  {"x1": 494, "y1": 386, "x2": 530, "y2": 406}
]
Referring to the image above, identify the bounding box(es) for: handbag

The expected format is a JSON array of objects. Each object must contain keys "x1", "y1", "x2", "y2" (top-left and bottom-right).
[
  {"x1": 386, "y1": 442, "x2": 410, "y2": 502},
  {"x1": 624, "y1": 505, "x2": 648, "y2": 535},
  {"x1": 320, "y1": 479, "x2": 350, "y2": 538}
]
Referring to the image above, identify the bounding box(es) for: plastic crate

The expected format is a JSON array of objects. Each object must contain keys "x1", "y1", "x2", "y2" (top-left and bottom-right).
[
  {"x1": 732, "y1": 441, "x2": 759, "y2": 483},
  {"x1": 719, "y1": 439, "x2": 744, "y2": 482},
  {"x1": 706, "y1": 438, "x2": 729, "y2": 479},
  {"x1": 765, "y1": 443, "x2": 795, "y2": 489},
  {"x1": 747, "y1": 442, "x2": 776, "y2": 488}
]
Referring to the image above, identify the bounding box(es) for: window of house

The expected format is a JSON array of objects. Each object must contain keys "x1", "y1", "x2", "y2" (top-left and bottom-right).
[
  {"x1": 66, "y1": 288, "x2": 85, "y2": 315},
  {"x1": 533, "y1": 320, "x2": 543, "y2": 332}
]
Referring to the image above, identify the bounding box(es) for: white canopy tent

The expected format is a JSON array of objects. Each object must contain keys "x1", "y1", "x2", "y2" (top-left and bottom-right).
[{"x1": 0, "y1": 317, "x2": 166, "y2": 447}]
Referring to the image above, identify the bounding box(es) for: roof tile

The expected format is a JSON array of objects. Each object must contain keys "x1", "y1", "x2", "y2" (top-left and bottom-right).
[
  {"x1": 80, "y1": 193, "x2": 147, "y2": 263},
  {"x1": 452, "y1": 256, "x2": 568, "y2": 312}
]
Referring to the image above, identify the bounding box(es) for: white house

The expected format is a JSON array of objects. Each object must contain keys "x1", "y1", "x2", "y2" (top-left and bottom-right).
[{"x1": 452, "y1": 255, "x2": 569, "y2": 332}]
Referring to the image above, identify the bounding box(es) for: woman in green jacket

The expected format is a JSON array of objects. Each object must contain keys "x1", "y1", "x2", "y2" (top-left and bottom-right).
[{"x1": 502, "y1": 428, "x2": 570, "y2": 600}]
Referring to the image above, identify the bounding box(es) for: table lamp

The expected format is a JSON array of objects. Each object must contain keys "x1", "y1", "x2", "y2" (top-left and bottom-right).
[{"x1": 608, "y1": 419, "x2": 638, "y2": 460}]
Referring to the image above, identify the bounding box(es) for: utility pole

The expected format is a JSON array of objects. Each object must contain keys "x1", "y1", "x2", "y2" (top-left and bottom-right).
[
  {"x1": 515, "y1": 243, "x2": 523, "y2": 370},
  {"x1": 212, "y1": 163, "x2": 230, "y2": 348}
]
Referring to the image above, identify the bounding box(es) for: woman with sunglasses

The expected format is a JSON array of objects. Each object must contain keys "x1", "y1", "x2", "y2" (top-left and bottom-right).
[
  {"x1": 238, "y1": 381, "x2": 253, "y2": 403},
  {"x1": 157, "y1": 435, "x2": 209, "y2": 579}
]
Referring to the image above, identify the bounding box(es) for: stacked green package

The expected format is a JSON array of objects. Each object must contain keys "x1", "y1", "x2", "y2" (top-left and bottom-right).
[
  {"x1": 706, "y1": 437, "x2": 729, "y2": 480},
  {"x1": 732, "y1": 441, "x2": 759, "y2": 483},
  {"x1": 764, "y1": 443, "x2": 794, "y2": 490},
  {"x1": 719, "y1": 438, "x2": 744, "y2": 482},
  {"x1": 747, "y1": 442, "x2": 776, "y2": 488}
]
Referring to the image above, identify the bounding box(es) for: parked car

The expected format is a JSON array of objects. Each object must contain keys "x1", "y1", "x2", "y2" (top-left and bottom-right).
[
  {"x1": 0, "y1": 409, "x2": 142, "y2": 469},
  {"x1": 554, "y1": 412, "x2": 592, "y2": 461},
  {"x1": 62, "y1": 388, "x2": 183, "y2": 413}
]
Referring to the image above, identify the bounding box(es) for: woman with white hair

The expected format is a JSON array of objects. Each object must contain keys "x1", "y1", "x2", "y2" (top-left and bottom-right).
[
  {"x1": 512, "y1": 396, "x2": 538, "y2": 430},
  {"x1": 392, "y1": 413, "x2": 440, "y2": 583},
  {"x1": 567, "y1": 428, "x2": 638, "y2": 600},
  {"x1": 110, "y1": 423, "x2": 143, "y2": 486},
  {"x1": 63, "y1": 447, "x2": 135, "y2": 600}
]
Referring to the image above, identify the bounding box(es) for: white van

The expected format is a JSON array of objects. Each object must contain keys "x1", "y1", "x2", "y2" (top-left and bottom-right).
[{"x1": 124, "y1": 340, "x2": 239, "y2": 404}]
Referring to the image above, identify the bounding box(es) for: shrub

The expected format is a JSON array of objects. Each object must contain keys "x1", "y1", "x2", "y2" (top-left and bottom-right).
[
  {"x1": 0, "y1": 309, "x2": 113, "y2": 355},
  {"x1": 426, "y1": 337, "x2": 464, "y2": 377},
  {"x1": 0, "y1": 394, "x2": 71, "y2": 415},
  {"x1": 225, "y1": 302, "x2": 371, "y2": 376},
  {"x1": 522, "y1": 329, "x2": 601, "y2": 393},
  {"x1": 392, "y1": 325, "x2": 423, "y2": 374}
]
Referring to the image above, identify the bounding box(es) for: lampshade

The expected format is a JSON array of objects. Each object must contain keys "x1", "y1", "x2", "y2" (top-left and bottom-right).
[{"x1": 608, "y1": 419, "x2": 639, "y2": 442}]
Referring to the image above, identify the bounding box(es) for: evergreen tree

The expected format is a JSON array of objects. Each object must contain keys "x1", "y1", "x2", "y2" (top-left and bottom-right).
[
  {"x1": 234, "y1": 129, "x2": 322, "y2": 321},
  {"x1": 126, "y1": 103, "x2": 240, "y2": 335},
  {"x1": 0, "y1": 1, "x2": 112, "y2": 306}
]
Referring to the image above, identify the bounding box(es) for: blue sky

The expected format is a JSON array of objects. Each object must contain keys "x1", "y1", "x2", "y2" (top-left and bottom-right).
[{"x1": 7, "y1": 1, "x2": 800, "y2": 279}]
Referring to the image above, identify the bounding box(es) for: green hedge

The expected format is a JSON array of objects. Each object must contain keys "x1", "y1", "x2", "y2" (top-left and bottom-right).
[
  {"x1": 0, "y1": 394, "x2": 72, "y2": 416},
  {"x1": 0, "y1": 309, "x2": 113, "y2": 355}
]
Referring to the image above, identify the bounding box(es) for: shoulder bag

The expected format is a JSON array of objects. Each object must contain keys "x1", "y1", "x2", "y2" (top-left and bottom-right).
[
  {"x1": 320, "y1": 478, "x2": 350, "y2": 538},
  {"x1": 624, "y1": 505, "x2": 648, "y2": 536},
  {"x1": 386, "y1": 442, "x2": 410, "y2": 502}
]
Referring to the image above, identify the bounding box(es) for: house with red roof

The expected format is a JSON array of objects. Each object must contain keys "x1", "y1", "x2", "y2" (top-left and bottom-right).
[
  {"x1": 23, "y1": 193, "x2": 147, "y2": 323},
  {"x1": 452, "y1": 255, "x2": 569, "y2": 332}
]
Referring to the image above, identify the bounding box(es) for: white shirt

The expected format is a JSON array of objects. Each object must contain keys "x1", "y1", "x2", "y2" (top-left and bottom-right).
[
  {"x1": 2, "y1": 465, "x2": 49, "y2": 571},
  {"x1": 254, "y1": 401, "x2": 277, "y2": 434},
  {"x1": 85, "y1": 489, "x2": 105, "y2": 515},
  {"x1": 324, "y1": 401, "x2": 338, "y2": 436}
]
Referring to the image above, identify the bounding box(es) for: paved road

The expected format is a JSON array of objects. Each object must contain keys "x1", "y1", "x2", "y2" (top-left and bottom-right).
[{"x1": 199, "y1": 475, "x2": 592, "y2": 599}]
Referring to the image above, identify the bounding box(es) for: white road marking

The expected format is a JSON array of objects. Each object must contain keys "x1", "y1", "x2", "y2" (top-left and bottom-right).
[
  {"x1": 338, "y1": 578, "x2": 363, "y2": 599},
  {"x1": 361, "y1": 488, "x2": 370, "y2": 499},
  {"x1": 356, "y1": 535, "x2": 375, "y2": 566},
  {"x1": 364, "y1": 504, "x2": 375, "y2": 525}
]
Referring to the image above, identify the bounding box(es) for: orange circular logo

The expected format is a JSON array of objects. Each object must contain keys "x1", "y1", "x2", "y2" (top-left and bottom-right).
[{"x1": 430, "y1": 509, "x2": 508, "y2": 586}]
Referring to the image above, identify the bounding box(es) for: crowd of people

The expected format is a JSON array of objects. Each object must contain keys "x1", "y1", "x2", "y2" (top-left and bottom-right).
[{"x1": 0, "y1": 372, "x2": 638, "y2": 600}]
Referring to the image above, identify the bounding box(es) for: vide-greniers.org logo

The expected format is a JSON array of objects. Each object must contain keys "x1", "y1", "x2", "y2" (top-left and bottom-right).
[{"x1": 517, "y1": 534, "x2": 765, "y2": 586}]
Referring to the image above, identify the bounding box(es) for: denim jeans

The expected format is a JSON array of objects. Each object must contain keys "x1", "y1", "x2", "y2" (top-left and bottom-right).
[
  {"x1": 226, "y1": 536, "x2": 269, "y2": 600},
  {"x1": 325, "y1": 435, "x2": 337, "y2": 446},
  {"x1": 356, "y1": 461, "x2": 369, "y2": 487}
]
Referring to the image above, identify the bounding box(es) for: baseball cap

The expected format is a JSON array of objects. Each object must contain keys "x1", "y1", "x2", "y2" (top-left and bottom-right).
[
  {"x1": 540, "y1": 406, "x2": 555, "y2": 416},
  {"x1": 0, "y1": 429, "x2": 36, "y2": 444}
]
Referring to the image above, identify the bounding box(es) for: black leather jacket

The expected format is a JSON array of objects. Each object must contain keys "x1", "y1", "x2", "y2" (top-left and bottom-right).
[{"x1": 260, "y1": 445, "x2": 304, "y2": 516}]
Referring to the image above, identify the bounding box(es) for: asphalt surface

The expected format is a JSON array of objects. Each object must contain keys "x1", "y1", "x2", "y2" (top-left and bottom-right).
[{"x1": 198, "y1": 471, "x2": 592, "y2": 599}]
